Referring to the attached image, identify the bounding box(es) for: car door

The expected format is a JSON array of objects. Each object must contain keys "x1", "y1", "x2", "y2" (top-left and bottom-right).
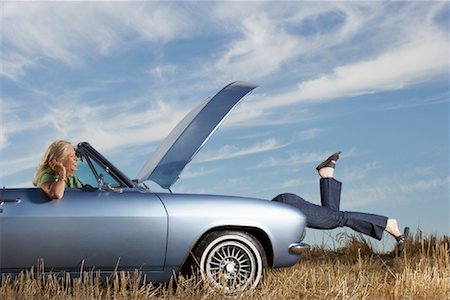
[{"x1": 0, "y1": 167, "x2": 168, "y2": 274}]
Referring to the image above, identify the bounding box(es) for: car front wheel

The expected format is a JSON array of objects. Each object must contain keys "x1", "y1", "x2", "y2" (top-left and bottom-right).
[{"x1": 193, "y1": 230, "x2": 267, "y2": 292}]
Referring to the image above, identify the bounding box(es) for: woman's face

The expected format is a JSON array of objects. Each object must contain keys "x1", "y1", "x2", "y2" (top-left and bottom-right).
[{"x1": 61, "y1": 146, "x2": 78, "y2": 176}]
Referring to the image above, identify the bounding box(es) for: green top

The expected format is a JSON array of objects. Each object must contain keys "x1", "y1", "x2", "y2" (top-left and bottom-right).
[{"x1": 37, "y1": 172, "x2": 83, "y2": 188}]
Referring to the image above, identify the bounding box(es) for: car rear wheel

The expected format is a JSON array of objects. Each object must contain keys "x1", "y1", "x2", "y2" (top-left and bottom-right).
[{"x1": 193, "y1": 230, "x2": 267, "y2": 292}]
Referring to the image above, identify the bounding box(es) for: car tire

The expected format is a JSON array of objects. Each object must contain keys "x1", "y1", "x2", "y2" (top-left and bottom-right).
[{"x1": 193, "y1": 230, "x2": 267, "y2": 292}]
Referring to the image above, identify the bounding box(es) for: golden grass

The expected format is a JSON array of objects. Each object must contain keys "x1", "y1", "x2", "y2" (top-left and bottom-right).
[{"x1": 1, "y1": 232, "x2": 449, "y2": 300}]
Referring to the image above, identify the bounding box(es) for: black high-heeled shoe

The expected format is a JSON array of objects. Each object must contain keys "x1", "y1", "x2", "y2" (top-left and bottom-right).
[
  {"x1": 396, "y1": 226, "x2": 410, "y2": 256},
  {"x1": 316, "y1": 151, "x2": 342, "y2": 171}
]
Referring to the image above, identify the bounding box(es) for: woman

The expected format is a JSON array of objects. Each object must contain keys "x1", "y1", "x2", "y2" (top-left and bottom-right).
[
  {"x1": 33, "y1": 140, "x2": 82, "y2": 200},
  {"x1": 273, "y1": 152, "x2": 409, "y2": 256}
]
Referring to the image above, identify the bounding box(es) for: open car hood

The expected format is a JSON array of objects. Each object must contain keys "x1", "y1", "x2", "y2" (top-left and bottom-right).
[{"x1": 135, "y1": 81, "x2": 258, "y2": 189}]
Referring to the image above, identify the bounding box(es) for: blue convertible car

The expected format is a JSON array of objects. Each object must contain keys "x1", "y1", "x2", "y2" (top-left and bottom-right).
[{"x1": 0, "y1": 82, "x2": 308, "y2": 291}]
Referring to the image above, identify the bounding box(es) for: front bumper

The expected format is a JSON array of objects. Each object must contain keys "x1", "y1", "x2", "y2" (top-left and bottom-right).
[{"x1": 289, "y1": 242, "x2": 310, "y2": 254}]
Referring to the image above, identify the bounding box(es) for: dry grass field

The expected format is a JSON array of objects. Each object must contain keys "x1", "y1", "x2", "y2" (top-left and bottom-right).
[{"x1": 1, "y1": 232, "x2": 449, "y2": 300}]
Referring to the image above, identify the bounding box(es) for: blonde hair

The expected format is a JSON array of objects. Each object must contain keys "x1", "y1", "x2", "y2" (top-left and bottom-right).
[{"x1": 33, "y1": 140, "x2": 73, "y2": 186}]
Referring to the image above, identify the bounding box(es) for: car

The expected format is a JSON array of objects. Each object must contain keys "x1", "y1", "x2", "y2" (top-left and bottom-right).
[{"x1": 0, "y1": 81, "x2": 309, "y2": 291}]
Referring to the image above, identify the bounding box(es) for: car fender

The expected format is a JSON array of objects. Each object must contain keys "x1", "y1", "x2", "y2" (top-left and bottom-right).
[{"x1": 155, "y1": 193, "x2": 306, "y2": 269}]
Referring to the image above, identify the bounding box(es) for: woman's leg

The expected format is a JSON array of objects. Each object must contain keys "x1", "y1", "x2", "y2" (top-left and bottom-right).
[
  {"x1": 320, "y1": 178, "x2": 342, "y2": 211},
  {"x1": 342, "y1": 211, "x2": 388, "y2": 240},
  {"x1": 273, "y1": 193, "x2": 389, "y2": 240},
  {"x1": 273, "y1": 193, "x2": 345, "y2": 229},
  {"x1": 316, "y1": 152, "x2": 342, "y2": 210},
  {"x1": 276, "y1": 151, "x2": 409, "y2": 253},
  {"x1": 345, "y1": 214, "x2": 409, "y2": 254}
]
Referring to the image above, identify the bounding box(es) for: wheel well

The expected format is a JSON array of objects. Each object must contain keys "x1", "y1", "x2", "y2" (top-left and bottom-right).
[{"x1": 180, "y1": 226, "x2": 274, "y2": 274}]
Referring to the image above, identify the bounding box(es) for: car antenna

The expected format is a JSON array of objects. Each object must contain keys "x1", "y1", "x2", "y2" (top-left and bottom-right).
[{"x1": 168, "y1": 188, "x2": 173, "y2": 194}]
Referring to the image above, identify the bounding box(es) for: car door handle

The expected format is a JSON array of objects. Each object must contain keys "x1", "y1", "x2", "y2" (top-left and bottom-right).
[{"x1": 0, "y1": 198, "x2": 21, "y2": 205}]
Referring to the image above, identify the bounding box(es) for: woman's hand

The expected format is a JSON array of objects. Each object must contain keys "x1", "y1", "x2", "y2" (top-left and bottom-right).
[
  {"x1": 42, "y1": 159, "x2": 68, "y2": 200},
  {"x1": 49, "y1": 159, "x2": 67, "y2": 180}
]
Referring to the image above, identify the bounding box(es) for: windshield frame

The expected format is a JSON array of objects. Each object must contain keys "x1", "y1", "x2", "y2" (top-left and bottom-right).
[{"x1": 75, "y1": 142, "x2": 136, "y2": 189}]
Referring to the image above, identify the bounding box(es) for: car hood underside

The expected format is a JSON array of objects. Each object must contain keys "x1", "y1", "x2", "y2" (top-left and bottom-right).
[{"x1": 135, "y1": 81, "x2": 257, "y2": 189}]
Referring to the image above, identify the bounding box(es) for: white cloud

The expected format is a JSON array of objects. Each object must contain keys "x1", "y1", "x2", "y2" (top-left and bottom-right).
[
  {"x1": 1, "y1": 2, "x2": 195, "y2": 80},
  {"x1": 196, "y1": 138, "x2": 288, "y2": 163},
  {"x1": 339, "y1": 162, "x2": 380, "y2": 182},
  {"x1": 1, "y1": 77, "x2": 261, "y2": 181},
  {"x1": 209, "y1": 3, "x2": 375, "y2": 82},
  {"x1": 256, "y1": 150, "x2": 321, "y2": 169},
  {"x1": 256, "y1": 149, "x2": 358, "y2": 169},
  {"x1": 203, "y1": 2, "x2": 449, "y2": 125},
  {"x1": 43, "y1": 99, "x2": 188, "y2": 154},
  {"x1": 252, "y1": 28, "x2": 448, "y2": 113},
  {"x1": 150, "y1": 64, "x2": 178, "y2": 80},
  {"x1": 0, "y1": 53, "x2": 33, "y2": 81},
  {"x1": 0, "y1": 153, "x2": 42, "y2": 178},
  {"x1": 398, "y1": 177, "x2": 450, "y2": 194},
  {"x1": 343, "y1": 176, "x2": 450, "y2": 209},
  {"x1": 298, "y1": 33, "x2": 447, "y2": 101},
  {"x1": 0, "y1": 128, "x2": 6, "y2": 150},
  {"x1": 180, "y1": 167, "x2": 220, "y2": 180},
  {"x1": 218, "y1": 25, "x2": 449, "y2": 126},
  {"x1": 296, "y1": 128, "x2": 326, "y2": 141},
  {"x1": 3, "y1": 2, "x2": 447, "y2": 97},
  {"x1": 214, "y1": 13, "x2": 300, "y2": 80},
  {"x1": 280, "y1": 179, "x2": 303, "y2": 189},
  {"x1": 223, "y1": 94, "x2": 318, "y2": 129},
  {"x1": 0, "y1": 89, "x2": 190, "y2": 178},
  {"x1": 381, "y1": 92, "x2": 450, "y2": 111},
  {"x1": 234, "y1": 131, "x2": 273, "y2": 140}
]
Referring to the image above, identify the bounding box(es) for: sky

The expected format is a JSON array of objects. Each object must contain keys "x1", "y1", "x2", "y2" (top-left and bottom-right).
[{"x1": 1, "y1": 1, "x2": 449, "y2": 249}]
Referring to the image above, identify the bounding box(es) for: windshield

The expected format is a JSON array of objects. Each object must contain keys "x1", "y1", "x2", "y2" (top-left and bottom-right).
[{"x1": 76, "y1": 150, "x2": 127, "y2": 190}]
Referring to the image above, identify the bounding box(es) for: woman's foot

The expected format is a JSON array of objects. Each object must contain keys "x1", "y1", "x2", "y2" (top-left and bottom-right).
[
  {"x1": 385, "y1": 219, "x2": 401, "y2": 237},
  {"x1": 316, "y1": 151, "x2": 341, "y2": 178},
  {"x1": 385, "y1": 219, "x2": 409, "y2": 256},
  {"x1": 318, "y1": 166, "x2": 335, "y2": 178}
]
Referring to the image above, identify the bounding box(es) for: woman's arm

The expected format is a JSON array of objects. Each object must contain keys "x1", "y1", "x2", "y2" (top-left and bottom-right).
[
  {"x1": 41, "y1": 159, "x2": 67, "y2": 200},
  {"x1": 41, "y1": 177, "x2": 67, "y2": 200}
]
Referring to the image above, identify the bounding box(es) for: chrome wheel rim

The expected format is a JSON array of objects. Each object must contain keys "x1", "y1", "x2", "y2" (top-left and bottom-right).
[{"x1": 204, "y1": 240, "x2": 257, "y2": 290}]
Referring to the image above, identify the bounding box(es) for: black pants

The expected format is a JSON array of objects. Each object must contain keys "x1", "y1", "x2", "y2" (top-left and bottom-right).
[{"x1": 272, "y1": 178, "x2": 388, "y2": 240}]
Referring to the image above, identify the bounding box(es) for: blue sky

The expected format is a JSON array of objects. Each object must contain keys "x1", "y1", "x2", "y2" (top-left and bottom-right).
[{"x1": 1, "y1": 1, "x2": 449, "y2": 247}]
